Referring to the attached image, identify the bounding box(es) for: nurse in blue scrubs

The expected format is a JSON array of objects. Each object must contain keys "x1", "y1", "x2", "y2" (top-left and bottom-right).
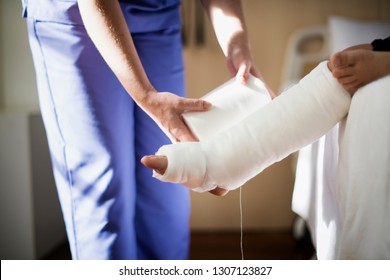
[{"x1": 22, "y1": 0, "x2": 260, "y2": 259}]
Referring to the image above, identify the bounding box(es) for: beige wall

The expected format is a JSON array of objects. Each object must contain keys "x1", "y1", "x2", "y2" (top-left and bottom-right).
[
  {"x1": 185, "y1": 0, "x2": 389, "y2": 230},
  {"x1": 0, "y1": 0, "x2": 39, "y2": 110},
  {"x1": 1, "y1": 0, "x2": 389, "y2": 232}
]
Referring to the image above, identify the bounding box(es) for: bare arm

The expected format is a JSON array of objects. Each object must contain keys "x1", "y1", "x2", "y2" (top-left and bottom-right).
[
  {"x1": 78, "y1": 0, "x2": 211, "y2": 142},
  {"x1": 200, "y1": 0, "x2": 257, "y2": 81},
  {"x1": 200, "y1": 0, "x2": 275, "y2": 97},
  {"x1": 78, "y1": 0, "x2": 153, "y2": 103}
]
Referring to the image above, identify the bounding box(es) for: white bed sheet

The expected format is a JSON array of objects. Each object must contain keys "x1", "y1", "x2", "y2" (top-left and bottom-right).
[{"x1": 292, "y1": 16, "x2": 390, "y2": 259}]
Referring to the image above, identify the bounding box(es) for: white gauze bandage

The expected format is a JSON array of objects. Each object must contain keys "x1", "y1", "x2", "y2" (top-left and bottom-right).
[
  {"x1": 154, "y1": 61, "x2": 351, "y2": 192},
  {"x1": 183, "y1": 74, "x2": 272, "y2": 141}
]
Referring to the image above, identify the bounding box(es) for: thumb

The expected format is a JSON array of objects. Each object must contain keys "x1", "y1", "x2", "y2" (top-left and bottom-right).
[
  {"x1": 209, "y1": 187, "x2": 229, "y2": 196},
  {"x1": 236, "y1": 63, "x2": 250, "y2": 84}
]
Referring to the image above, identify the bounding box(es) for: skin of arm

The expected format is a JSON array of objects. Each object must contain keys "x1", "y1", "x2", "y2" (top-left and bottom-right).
[
  {"x1": 200, "y1": 0, "x2": 276, "y2": 98},
  {"x1": 78, "y1": 0, "x2": 211, "y2": 143},
  {"x1": 200, "y1": 0, "x2": 255, "y2": 80}
]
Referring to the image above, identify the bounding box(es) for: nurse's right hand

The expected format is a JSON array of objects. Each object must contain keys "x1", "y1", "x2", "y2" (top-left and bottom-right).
[{"x1": 140, "y1": 91, "x2": 212, "y2": 143}]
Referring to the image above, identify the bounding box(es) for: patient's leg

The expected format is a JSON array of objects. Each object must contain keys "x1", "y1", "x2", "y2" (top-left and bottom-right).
[
  {"x1": 141, "y1": 156, "x2": 229, "y2": 196},
  {"x1": 142, "y1": 61, "x2": 351, "y2": 192}
]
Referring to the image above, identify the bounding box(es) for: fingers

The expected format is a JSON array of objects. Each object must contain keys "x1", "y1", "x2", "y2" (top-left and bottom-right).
[
  {"x1": 161, "y1": 95, "x2": 212, "y2": 142},
  {"x1": 179, "y1": 97, "x2": 212, "y2": 112},
  {"x1": 235, "y1": 62, "x2": 262, "y2": 85},
  {"x1": 169, "y1": 123, "x2": 198, "y2": 142},
  {"x1": 174, "y1": 97, "x2": 213, "y2": 142},
  {"x1": 236, "y1": 64, "x2": 277, "y2": 99},
  {"x1": 236, "y1": 63, "x2": 250, "y2": 84},
  {"x1": 141, "y1": 155, "x2": 168, "y2": 175}
]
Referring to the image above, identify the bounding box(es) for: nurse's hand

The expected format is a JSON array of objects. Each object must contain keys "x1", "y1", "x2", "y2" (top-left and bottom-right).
[
  {"x1": 226, "y1": 32, "x2": 260, "y2": 84},
  {"x1": 140, "y1": 91, "x2": 212, "y2": 143},
  {"x1": 225, "y1": 33, "x2": 276, "y2": 99},
  {"x1": 141, "y1": 155, "x2": 229, "y2": 196}
]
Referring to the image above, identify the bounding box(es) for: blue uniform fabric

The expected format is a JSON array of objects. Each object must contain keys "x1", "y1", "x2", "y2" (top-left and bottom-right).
[{"x1": 23, "y1": 0, "x2": 190, "y2": 259}]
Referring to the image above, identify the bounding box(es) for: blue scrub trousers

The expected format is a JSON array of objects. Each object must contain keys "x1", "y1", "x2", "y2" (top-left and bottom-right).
[{"x1": 25, "y1": 10, "x2": 190, "y2": 259}]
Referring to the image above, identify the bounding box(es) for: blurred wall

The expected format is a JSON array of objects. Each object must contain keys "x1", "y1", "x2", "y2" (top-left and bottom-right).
[
  {"x1": 0, "y1": 1, "x2": 389, "y2": 238},
  {"x1": 0, "y1": 0, "x2": 39, "y2": 110}
]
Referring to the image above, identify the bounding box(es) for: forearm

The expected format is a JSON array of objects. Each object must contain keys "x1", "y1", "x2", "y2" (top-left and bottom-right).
[
  {"x1": 78, "y1": 0, "x2": 155, "y2": 105},
  {"x1": 200, "y1": 0, "x2": 250, "y2": 57},
  {"x1": 78, "y1": 0, "x2": 213, "y2": 143}
]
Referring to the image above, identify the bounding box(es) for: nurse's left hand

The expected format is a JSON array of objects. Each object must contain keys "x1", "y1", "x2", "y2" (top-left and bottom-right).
[
  {"x1": 226, "y1": 34, "x2": 276, "y2": 99},
  {"x1": 226, "y1": 38, "x2": 260, "y2": 84}
]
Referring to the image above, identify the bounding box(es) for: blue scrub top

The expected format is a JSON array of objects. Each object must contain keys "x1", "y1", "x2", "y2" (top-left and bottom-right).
[{"x1": 21, "y1": 0, "x2": 182, "y2": 33}]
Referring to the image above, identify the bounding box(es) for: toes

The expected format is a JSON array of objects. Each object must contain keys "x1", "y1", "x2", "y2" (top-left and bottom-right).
[
  {"x1": 141, "y1": 155, "x2": 168, "y2": 175},
  {"x1": 209, "y1": 187, "x2": 229, "y2": 196}
]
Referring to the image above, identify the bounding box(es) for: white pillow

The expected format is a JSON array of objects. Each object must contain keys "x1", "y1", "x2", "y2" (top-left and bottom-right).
[{"x1": 328, "y1": 16, "x2": 390, "y2": 54}]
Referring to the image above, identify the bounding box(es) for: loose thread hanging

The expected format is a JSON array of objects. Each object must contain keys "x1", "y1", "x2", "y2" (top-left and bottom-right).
[{"x1": 240, "y1": 187, "x2": 244, "y2": 260}]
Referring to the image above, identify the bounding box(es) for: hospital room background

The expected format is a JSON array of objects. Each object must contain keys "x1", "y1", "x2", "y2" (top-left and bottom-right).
[{"x1": 1, "y1": 0, "x2": 389, "y2": 260}]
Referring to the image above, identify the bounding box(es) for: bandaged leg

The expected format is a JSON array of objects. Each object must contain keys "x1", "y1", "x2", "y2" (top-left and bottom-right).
[{"x1": 153, "y1": 61, "x2": 351, "y2": 192}]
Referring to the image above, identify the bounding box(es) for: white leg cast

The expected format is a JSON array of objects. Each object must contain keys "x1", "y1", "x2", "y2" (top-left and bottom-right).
[{"x1": 154, "y1": 62, "x2": 351, "y2": 192}]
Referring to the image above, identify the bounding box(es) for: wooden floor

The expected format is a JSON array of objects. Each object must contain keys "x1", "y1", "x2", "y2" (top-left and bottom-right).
[{"x1": 42, "y1": 230, "x2": 314, "y2": 260}]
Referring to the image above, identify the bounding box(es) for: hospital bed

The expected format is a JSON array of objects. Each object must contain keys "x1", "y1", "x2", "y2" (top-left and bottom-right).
[{"x1": 281, "y1": 16, "x2": 390, "y2": 258}]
